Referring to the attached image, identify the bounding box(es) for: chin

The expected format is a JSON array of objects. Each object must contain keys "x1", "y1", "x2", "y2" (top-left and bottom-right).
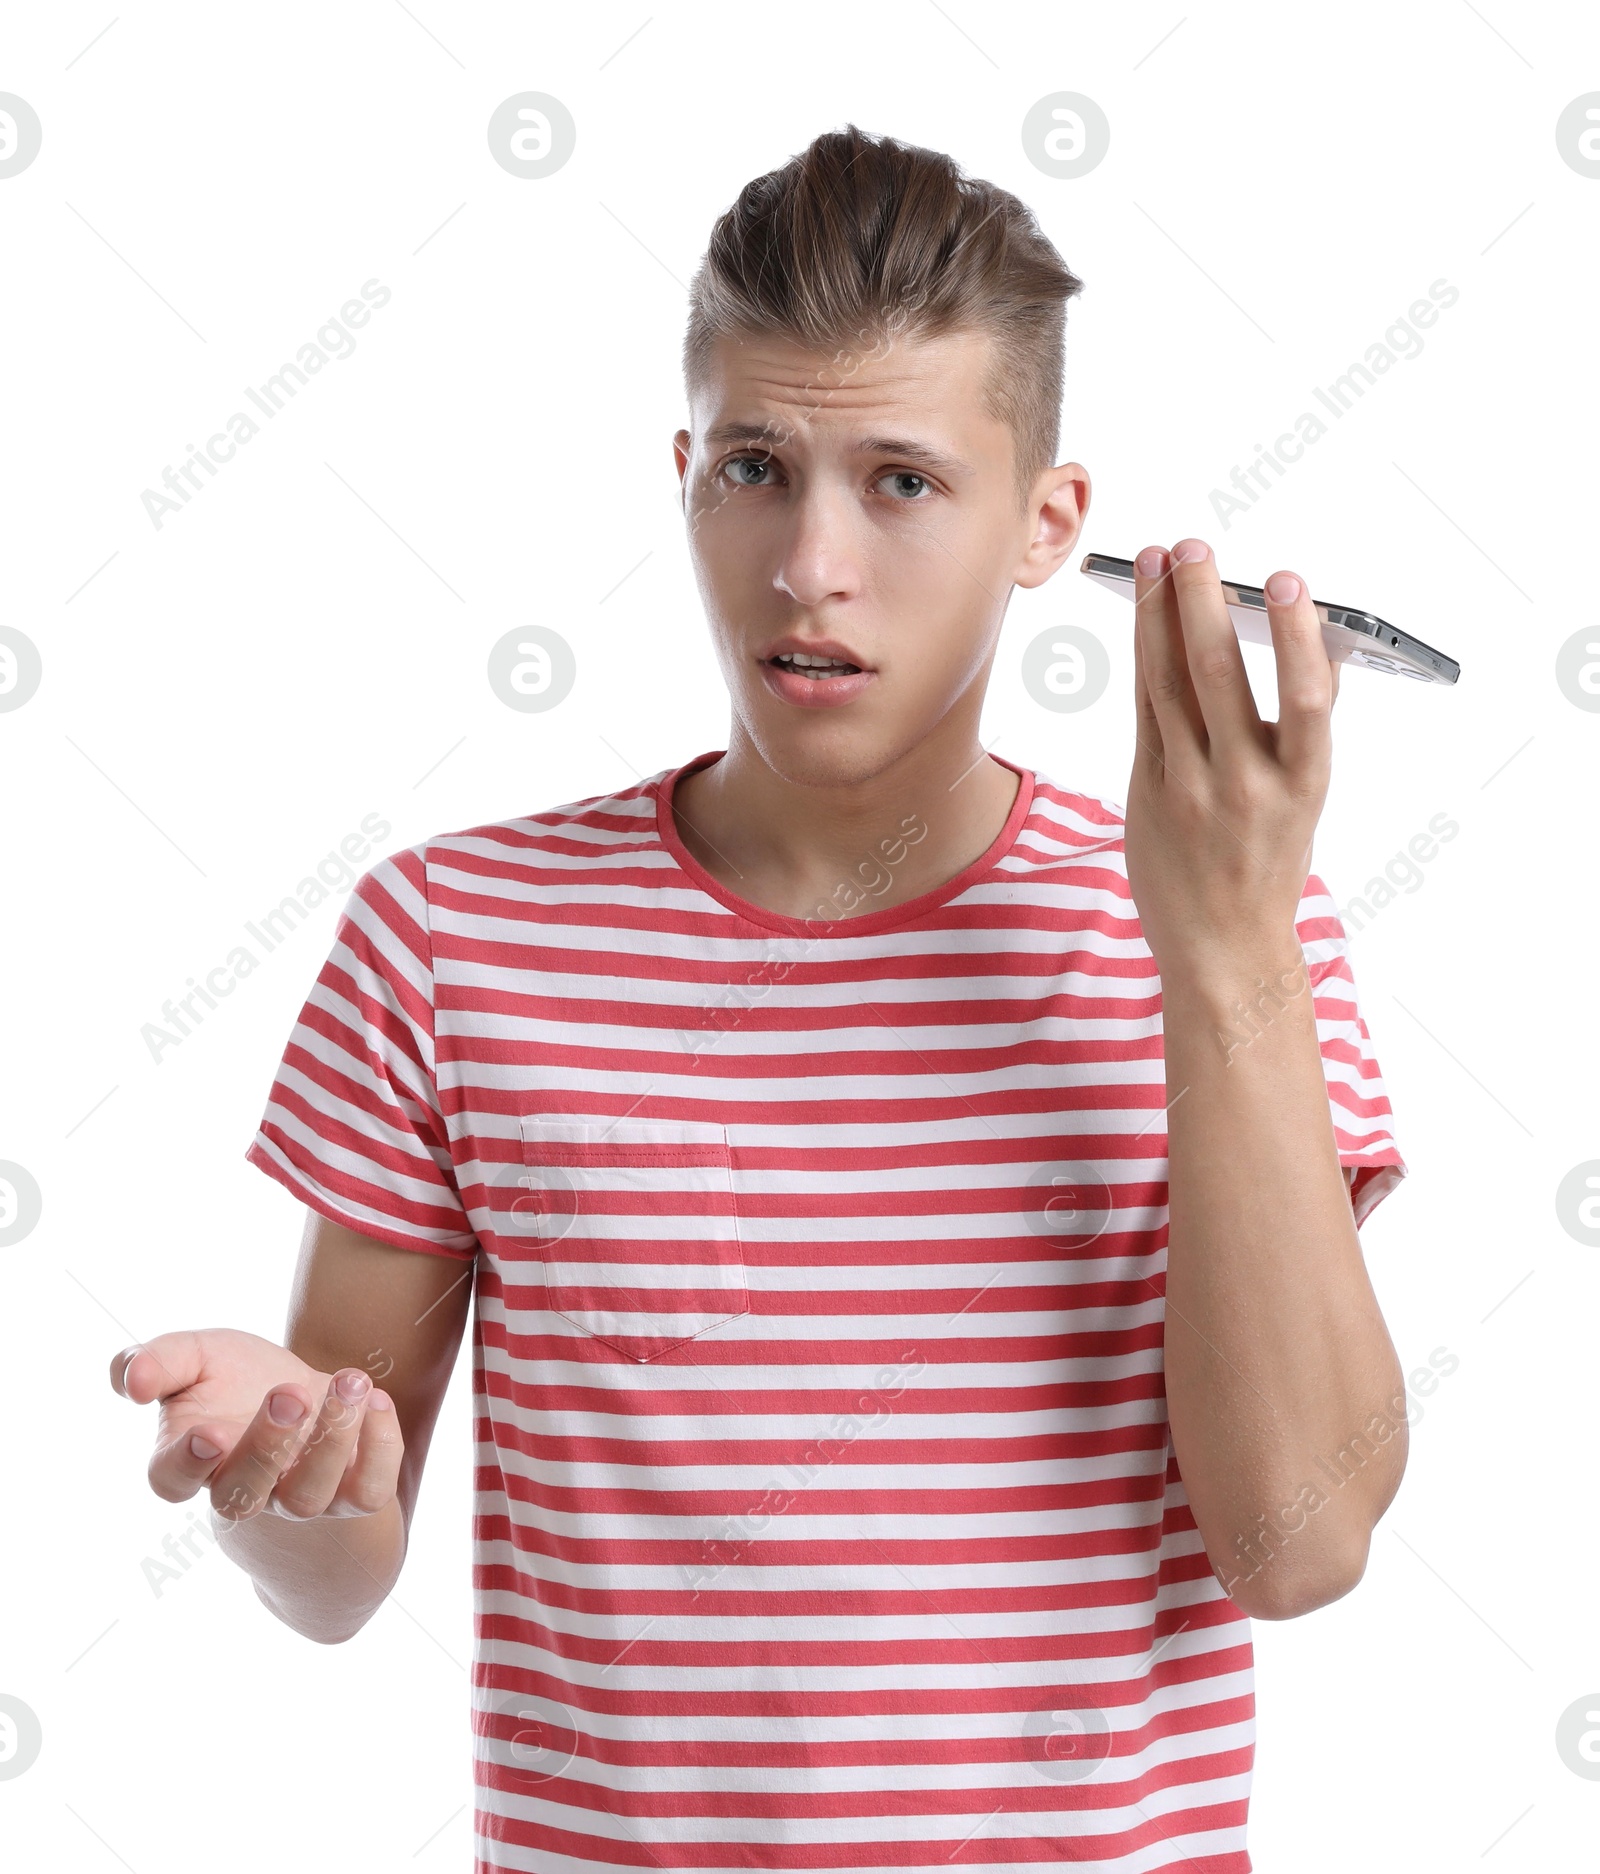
[{"x1": 740, "y1": 701, "x2": 924, "y2": 793}]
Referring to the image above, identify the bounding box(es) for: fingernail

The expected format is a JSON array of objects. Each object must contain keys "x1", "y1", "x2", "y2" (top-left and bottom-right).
[
  {"x1": 190, "y1": 1432, "x2": 222, "y2": 1460},
  {"x1": 336, "y1": 1369, "x2": 371, "y2": 1403},
  {"x1": 1135, "y1": 546, "x2": 1165, "y2": 578},
  {"x1": 368, "y1": 1390, "x2": 393, "y2": 1412},
  {"x1": 1171, "y1": 539, "x2": 1210, "y2": 564},
  {"x1": 1265, "y1": 571, "x2": 1301, "y2": 603},
  {"x1": 268, "y1": 1391, "x2": 306, "y2": 1425}
]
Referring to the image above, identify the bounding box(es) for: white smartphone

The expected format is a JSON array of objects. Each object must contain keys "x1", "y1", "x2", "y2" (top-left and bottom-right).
[{"x1": 1079, "y1": 551, "x2": 1460, "y2": 685}]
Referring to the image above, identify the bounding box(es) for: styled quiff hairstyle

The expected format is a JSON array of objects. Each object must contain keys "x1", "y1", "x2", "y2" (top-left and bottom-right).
[{"x1": 683, "y1": 123, "x2": 1084, "y2": 512}]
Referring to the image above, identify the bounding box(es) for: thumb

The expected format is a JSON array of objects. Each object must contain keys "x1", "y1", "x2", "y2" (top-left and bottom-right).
[{"x1": 110, "y1": 1331, "x2": 206, "y2": 1405}]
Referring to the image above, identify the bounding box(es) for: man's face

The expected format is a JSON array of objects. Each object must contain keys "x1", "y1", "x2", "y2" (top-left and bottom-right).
[{"x1": 674, "y1": 327, "x2": 1089, "y2": 789}]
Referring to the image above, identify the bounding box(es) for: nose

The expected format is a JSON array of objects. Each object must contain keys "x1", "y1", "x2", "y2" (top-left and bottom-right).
[{"x1": 772, "y1": 479, "x2": 864, "y2": 610}]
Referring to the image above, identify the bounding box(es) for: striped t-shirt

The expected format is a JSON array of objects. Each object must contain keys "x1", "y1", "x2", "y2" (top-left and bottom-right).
[{"x1": 246, "y1": 749, "x2": 1405, "y2": 1874}]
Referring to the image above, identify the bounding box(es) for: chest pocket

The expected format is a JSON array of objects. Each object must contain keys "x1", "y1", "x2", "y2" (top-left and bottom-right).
[{"x1": 514, "y1": 1114, "x2": 748, "y2": 1363}]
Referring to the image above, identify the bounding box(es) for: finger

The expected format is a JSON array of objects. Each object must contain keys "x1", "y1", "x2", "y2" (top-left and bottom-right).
[
  {"x1": 1132, "y1": 543, "x2": 1207, "y2": 764},
  {"x1": 207, "y1": 1383, "x2": 316, "y2": 1526},
  {"x1": 111, "y1": 1332, "x2": 200, "y2": 1404},
  {"x1": 270, "y1": 1369, "x2": 376, "y2": 1521},
  {"x1": 147, "y1": 1419, "x2": 239, "y2": 1504},
  {"x1": 1131, "y1": 589, "x2": 1163, "y2": 764},
  {"x1": 1262, "y1": 569, "x2": 1335, "y2": 776},
  {"x1": 327, "y1": 1387, "x2": 405, "y2": 1518},
  {"x1": 1166, "y1": 537, "x2": 1262, "y2": 749}
]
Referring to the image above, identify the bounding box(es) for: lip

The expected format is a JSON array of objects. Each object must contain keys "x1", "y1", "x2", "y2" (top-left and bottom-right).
[
  {"x1": 759, "y1": 662, "x2": 875, "y2": 708},
  {"x1": 758, "y1": 632, "x2": 872, "y2": 669},
  {"x1": 755, "y1": 632, "x2": 877, "y2": 709}
]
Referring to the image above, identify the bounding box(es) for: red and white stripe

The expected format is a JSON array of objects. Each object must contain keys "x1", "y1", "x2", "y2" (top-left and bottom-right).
[{"x1": 247, "y1": 750, "x2": 1405, "y2": 1874}]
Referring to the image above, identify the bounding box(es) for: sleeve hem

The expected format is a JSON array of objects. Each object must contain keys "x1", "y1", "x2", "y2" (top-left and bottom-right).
[
  {"x1": 244, "y1": 1138, "x2": 479, "y2": 1262},
  {"x1": 1346, "y1": 1156, "x2": 1408, "y2": 1230}
]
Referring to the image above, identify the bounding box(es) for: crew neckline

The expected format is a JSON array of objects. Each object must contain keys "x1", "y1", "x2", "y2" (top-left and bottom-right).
[{"x1": 651, "y1": 749, "x2": 1037, "y2": 938}]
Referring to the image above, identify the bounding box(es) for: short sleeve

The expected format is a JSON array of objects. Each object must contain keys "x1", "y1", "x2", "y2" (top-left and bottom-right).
[
  {"x1": 1297, "y1": 873, "x2": 1408, "y2": 1229},
  {"x1": 245, "y1": 845, "x2": 478, "y2": 1260}
]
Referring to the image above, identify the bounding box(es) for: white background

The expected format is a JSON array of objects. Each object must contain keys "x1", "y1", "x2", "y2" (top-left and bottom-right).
[{"x1": 1, "y1": 2, "x2": 1594, "y2": 1866}]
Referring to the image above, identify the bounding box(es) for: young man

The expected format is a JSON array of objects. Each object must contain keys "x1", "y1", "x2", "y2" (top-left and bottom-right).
[{"x1": 113, "y1": 126, "x2": 1407, "y2": 1872}]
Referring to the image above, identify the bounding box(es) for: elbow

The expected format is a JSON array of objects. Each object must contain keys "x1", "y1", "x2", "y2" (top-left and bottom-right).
[
  {"x1": 253, "y1": 1580, "x2": 370, "y2": 1646},
  {"x1": 299, "y1": 1602, "x2": 383, "y2": 1645},
  {"x1": 1223, "y1": 1539, "x2": 1370, "y2": 1622},
  {"x1": 1211, "y1": 1439, "x2": 1406, "y2": 1622}
]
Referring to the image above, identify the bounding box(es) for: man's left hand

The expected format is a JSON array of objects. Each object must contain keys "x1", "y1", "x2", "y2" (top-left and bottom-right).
[{"x1": 1122, "y1": 537, "x2": 1340, "y2": 978}]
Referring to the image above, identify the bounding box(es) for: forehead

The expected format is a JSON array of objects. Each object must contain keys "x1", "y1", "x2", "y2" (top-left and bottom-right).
[{"x1": 691, "y1": 327, "x2": 1007, "y2": 458}]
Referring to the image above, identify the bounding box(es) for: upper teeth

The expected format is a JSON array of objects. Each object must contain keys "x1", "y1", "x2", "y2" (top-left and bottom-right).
[{"x1": 777, "y1": 652, "x2": 851, "y2": 668}]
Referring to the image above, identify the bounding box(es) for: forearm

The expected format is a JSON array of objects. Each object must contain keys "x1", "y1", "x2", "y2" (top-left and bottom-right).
[
  {"x1": 211, "y1": 1494, "x2": 407, "y2": 1644},
  {"x1": 1160, "y1": 936, "x2": 1407, "y2": 1619}
]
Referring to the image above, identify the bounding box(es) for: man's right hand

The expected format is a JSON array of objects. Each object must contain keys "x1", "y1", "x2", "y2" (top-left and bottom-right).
[{"x1": 110, "y1": 1328, "x2": 403, "y2": 1527}]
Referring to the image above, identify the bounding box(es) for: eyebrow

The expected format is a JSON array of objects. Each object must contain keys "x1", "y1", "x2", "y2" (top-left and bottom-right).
[{"x1": 703, "y1": 421, "x2": 971, "y2": 478}]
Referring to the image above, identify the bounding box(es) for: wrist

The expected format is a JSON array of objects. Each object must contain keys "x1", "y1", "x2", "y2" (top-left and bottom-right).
[
  {"x1": 1151, "y1": 928, "x2": 1306, "y2": 1004},
  {"x1": 1155, "y1": 936, "x2": 1316, "y2": 1067}
]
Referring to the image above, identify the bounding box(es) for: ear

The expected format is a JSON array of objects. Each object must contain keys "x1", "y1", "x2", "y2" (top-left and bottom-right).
[
  {"x1": 673, "y1": 428, "x2": 692, "y2": 508},
  {"x1": 1012, "y1": 461, "x2": 1091, "y2": 590}
]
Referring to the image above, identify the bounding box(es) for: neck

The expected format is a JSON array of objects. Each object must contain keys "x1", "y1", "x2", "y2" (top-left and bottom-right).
[{"x1": 670, "y1": 720, "x2": 1022, "y2": 922}]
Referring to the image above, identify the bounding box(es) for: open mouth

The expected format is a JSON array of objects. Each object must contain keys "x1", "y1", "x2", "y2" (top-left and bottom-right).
[{"x1": 767, "y1": 651, "x2": 863, "y2": 681}]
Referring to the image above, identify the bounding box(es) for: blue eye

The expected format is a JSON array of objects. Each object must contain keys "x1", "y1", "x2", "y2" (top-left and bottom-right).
[
  {"x1": 879, "y1": 471, "x2": 931, "y2": 500},
  {"x1": 723, "y1": 456, "x2": 773, "y2": 486}
]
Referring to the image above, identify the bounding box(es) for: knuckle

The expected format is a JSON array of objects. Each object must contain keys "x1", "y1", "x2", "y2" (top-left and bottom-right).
[
  {"x1": 1218, "y1": 776, "x2": 1264, "y2": 819},
  {"x1": 238, "y1": 1442, "x2": 287, "y2": 1487},
  {"x1": 212, "y1": 1482, "x2": 264, "y2": 1523},
  {"x1": 344, "y1": 1477, "x2": 394, "y2": 1516},
  {"x1": 148, "y1": 1469, "x2": 189, "y2": 1505},
  {"x1": 270, "y1": 1487, "x2": 325, "y2": 1522},
  {"x1": 1191, "y1": 647, "x2": 1241, "y2": 689},
  {"x1": 364, "y1": 1403, "x2": 400, "y2": 1441}
]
